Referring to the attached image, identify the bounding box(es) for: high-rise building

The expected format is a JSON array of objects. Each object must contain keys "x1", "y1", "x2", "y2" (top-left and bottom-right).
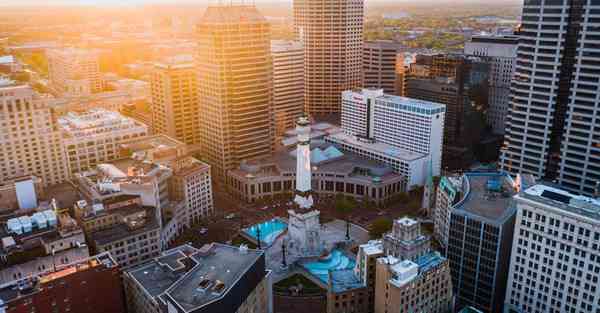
[
  {"x1": 0, "y1": 253, "x2": 125, "y2": 313},
  {"x1": 294, "y1": 0, "x2": 363, "y2": 115},
  {"x1": 0, "y1": 80, "x2": 69, "y2": 186},
  {"x1": 271, "y1": 40, "x2": 304, "y2": 142},
  {"x1": 341, "y1": 88, "x2": 445, "y2": 177},
  {"x1": 464, "y1": 36, "x2": 518, "y2": 135},
  {"x1": 59, "y1": 109, "x2": 148, "y2": 175},
  {"x1": 47, "y1": 48, "x2": 102, "y2": 96},
  {"x1": 500, "y1": 1, "x2": 600, "y2": 196},
  {"x1": 404, "y1": 54, "x2": 489, "y2": 169},
  {"x1": 504, "y1": 184, "x2": 600, "y2": 313},
  {"x1": 123, "y1": 243, "x2": 272, "y2": 313},
  {"x1": 151, "y1": 59, "x2": 199, "y2": 145},
  {"x1": 374, "y1": 217, "x2": 453, "y2": 313},
  {"x1": 441, "y1": 171, "x2": 518, "y2": 313},
  {"x1": 363, "y1": 41, "x2": 405, "y2": 94},
  {"x1": 197, "y1": 5, "x2": 273, "y2": 182}
]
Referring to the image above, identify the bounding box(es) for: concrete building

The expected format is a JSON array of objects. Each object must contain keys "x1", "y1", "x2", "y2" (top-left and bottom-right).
[
  {"x1": 356, "y1": 241, "x2": 384, "y2": 312},
  {"x1": 0, "y1": 253, "x2": 125, "y2": 313},
  {"x1": 363, "y1": 41, "x2": 405, "y2": 94},
  {"x1": 59, "y1": 109, "x2": 148, "y2": 175},
  {"x1": 340, "y1": 88, "x2": 445, "y2": 177},
  {"x1": 499, "y1": 1, "x2": 600, "y2": 196},
  {"x1": 151, "y1": 59, "x2": 199, "y2": 145},
  {"x1": 271, "y1": 40, "x2": 304, "y2": 142},
  {"x1": 441, "y1": 171, "x2": 518, "y2": 313},
  {"x1": 464, "y1": 36, "x2": 518, "y2": 135},
  {"x1": 374, "y1": 218, "x2": 453, "y2": 313},
  {"x1": 0, "y1": 80, "x2": 69, "y2": 186},
  {"x1": 197, "y1": 5, "x2": 273, "y2": 182},
  {"x1": 294, "y1": 0, "x2": 363, "y2": 115},
  {"x1": 123, "y1": 243, "x2": 272, "y2": 313},
  {"x1": 504, "y1": 185, "x2": 600, "y2": 313},
  {"x1": 47, "y1": 48, "x2": 102, "y2": 96}
]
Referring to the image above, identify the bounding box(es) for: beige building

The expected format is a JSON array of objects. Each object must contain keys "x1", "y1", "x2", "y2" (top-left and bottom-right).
[
  {"x1": 197, "y1": 4, "x2": 273, "y2": 182},
  {"x1": 151, "y1": 60, "x2": 199, "y2": 145},
  {"x1": 59, "y1": 109, "x2": 148, "y2": 175},
  {"x1": 0, "y1": 80, "x2": 69, "y2": 186},
  {"x1": 294, "y1": 0, "x2": 363, "y2": 115},
  {"x1": 271, "y1": 40, "x2": 304, "y2": 143},
  {"x1": 123, "y1": 243, "x2": 272, "y2": 313},
  {"x1": 47, "y1": 48, "x2": 102, "y2": 96}
]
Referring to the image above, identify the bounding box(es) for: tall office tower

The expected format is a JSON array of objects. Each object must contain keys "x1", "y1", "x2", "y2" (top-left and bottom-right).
[
  {"x1": 465, "y1": 36, "x2": 518, "y2": 135},
  {"x1": 363, "y1": 41, "x2": 404, "y2": 94},
  {"x1": 500, "y1": 1, "x2": 600, "y2": 196},
  {"x1": 294, "y1": 0, "x2": 364, "y2": 115},
  {"x1": 441, "y1": 171, "x2": 518, "y2": 313},
  {"x1": 404, "y1": 54, "x2": 489, "y2": 169},
  {"x1": 151, "y1": 59, "x2": 199, "y2": 145},
  {"x1": 59, "y1": 109, "x2": 148, "y2": 175},
  {"x1": 47, "y1": 48, "x2": 102, "y2": 96},
  {"x1": 505, "y1": 184, "x2": 600, "y2": 313},
  {"x1": 197, "y1": 5, "x2": 273, "y2": 182},
  {"x1": 341, "y1": 88, "x2": 446, "y2": 176},
  {"x1": 0, "y1": 80, "x2": 69, "y2": 186},
  {"x1": 271, "y1": 40, "x2": 304, "y2": 142}
]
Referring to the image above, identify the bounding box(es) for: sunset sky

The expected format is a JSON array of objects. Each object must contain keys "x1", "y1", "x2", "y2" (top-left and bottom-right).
[{"x1": 0, "y1": 0, "x2": 521, "y2": 6}]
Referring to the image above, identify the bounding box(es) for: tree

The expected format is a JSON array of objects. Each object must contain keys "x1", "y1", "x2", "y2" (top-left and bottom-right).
[
  {"x1": 369, "y1": 217, "x2": 393, "y2": 239},
  {"x1": 335, "y1": 194, "x2": 355, "y2": 218}
]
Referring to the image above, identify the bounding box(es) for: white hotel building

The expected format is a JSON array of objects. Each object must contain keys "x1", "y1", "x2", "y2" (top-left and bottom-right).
[
  {"x1": 59, "y1": 109, "x2": 148, "y2": 175},
  {"x1": 505, "y1": 184, "x2": 600, "y2": 313},
  {"x1": 340, "y1": 88, "x2": 445, "y2": 177}
]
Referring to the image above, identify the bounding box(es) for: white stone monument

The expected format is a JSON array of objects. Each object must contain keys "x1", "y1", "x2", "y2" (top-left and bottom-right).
[{"x1": 287, "y1": 116, "x2": 321, "y2": 257}]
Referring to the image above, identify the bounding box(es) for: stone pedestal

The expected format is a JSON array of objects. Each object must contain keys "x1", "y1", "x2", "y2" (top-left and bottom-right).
[{"x1": 287, "y1": 209, "x2": 321, "y2": 257}]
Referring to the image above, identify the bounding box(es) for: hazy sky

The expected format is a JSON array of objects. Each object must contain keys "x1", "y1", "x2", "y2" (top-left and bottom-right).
[{"x1": 0, "y1": 0, "x2": 521, "y2": 6}]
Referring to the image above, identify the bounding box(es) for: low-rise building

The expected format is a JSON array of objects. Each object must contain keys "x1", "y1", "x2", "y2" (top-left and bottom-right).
[
  {"x1": 123, "y1": 243, "x2": 272, "y2": 313},
  {"x1": 0, "y1": 253, "x2": 125, "y2": 313}
]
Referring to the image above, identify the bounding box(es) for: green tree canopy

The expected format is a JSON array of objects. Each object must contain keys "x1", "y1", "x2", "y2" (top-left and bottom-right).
[{"x1": 369, "y1": 217, "x2": 393, "y2": 239}]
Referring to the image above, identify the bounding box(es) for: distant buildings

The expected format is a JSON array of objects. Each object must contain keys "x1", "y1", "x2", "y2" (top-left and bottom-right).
[
  {"x1": 123, "y1": 243, "x2": 272, "y2": 313},
  {"x1": 437, "y1": 171, "x2": 518, "y2": 313},
  {"x1": 294, "y1": 0, "x2": 363, "y2": 115},
  {"x1": 197, "y1": 5, "x2": 273, "y2": 182},
  {"x1": 59, "y1": 109, "x2": 148, "y2": 175},
  {"x1": 271, "y1": 40, "x2": 304, "y2": 143},
  {"x1": 505, "y1": 185, "x2": 600, "y2": 313},
  {"x1": 500, "y1": 0, "x2": 600, "y2": 196},
  {"x1": 340, "y1": 88, "x2": 445, "y2": 177},
  {"x1": 464, "y1": 36, "x2": 517, "y2": 135},
  {"x1": 363, "y1": 41, "x2": 405, "y2": 94},
  {"x1": 47, "y1": 48, "x2": 102, "y2": 96},
  {"x1": 151, "y1": 59, "x2": 199, "y2": 145},
  {"x1": 0, "y1": 55, "x2": 22, "y2": 73},
  {"x1": 401, "y1": 54, "x2": 490, "y2": 169},
  {"x1": 0, "y1": 253, "x2": 126, "y2": 313},
  {"x1": 373, "y1": 217, "x2": 453, "y2": 313},
  {"x1": 0, "y1": 81, "x2": 69, "y2": 186}
]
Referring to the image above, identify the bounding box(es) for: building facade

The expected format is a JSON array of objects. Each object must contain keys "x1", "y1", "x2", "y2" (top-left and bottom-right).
[
  {"x1": 504, "y1": 184, "x2": 600, "y2": 313},
  {"x1": 443, "y1": 171, "x2": 518, "y2": 313},
  {"x1": 464, "y1": 36, "x2": 518, "y2": 135},
  {"x1": 47, "y1": 48, "x2": 102, "y2": 96},
  {"x1": 340, "y1": 88, "x2": 445, "y2": 177},
  {"x1": 151, "y1": 60, "x2": 199, "y2": 145},
  {"x1": 363, "y1": 41, "x2": 405, "y2": 94},
  {"x1": 271, "y1": 40, "x2": 304, "y2": 143},
  {"x1": 59, "y1": 109, "x2": 148, "y2": 175},
  {"x1": 0, "y1": 81, "x2": 69, "y2": 186},
  {"x1": 197, "y1": 5, "x2": 273, "y2": 182},
  {"x1": 294, "y1": 0, "x2": 363, "y2": 115},
  {"x1": 499, "y1": 0, "x2": 600, "y2": 196}
]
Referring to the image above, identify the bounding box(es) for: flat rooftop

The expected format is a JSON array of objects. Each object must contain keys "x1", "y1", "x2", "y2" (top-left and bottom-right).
[
  {"x1": 376, "y1": 94, "x2": 447, "y2": 113},
  {"x1": 454, "y1": 172, "x2": 517, "y2": 223},
  {"x1": 90, "y1": 206, "x2": 159, "y2": 246},
  {"x1": 520, "y1": 184, "x2": 600, "y2": 221},
  {"x1": 326, "y1": 131, "x2": 427, "y2": 162}
]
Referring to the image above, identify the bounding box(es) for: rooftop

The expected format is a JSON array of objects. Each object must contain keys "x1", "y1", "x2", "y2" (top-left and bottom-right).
[
  {"x1": 520, "y1": 184, "x2": 600, "y2": 221},
  {"x1": 271, "y1": 40, "x2": 303, "y2": 53},
  {"x1": 329, "y1": 268, "x2": 365, "y2": 293},
  {"x1": 376, "y1": 94, "x2": 447, "y2": 114},
  {"x1": 326, "y1": 131, "x2": 427, "y2": 162},
  {"x1": 59, "y1": 109, "x2": 146, "y2": 138},
  {"x1": 89, "y1": 206, "x2": 159, "y2": 246},
  {"x1": 200, "y1": 5, "x2": 267, "y2": 25},
  {"x1": 453, "y1": 171, "x2": 518, "y2": 223}
]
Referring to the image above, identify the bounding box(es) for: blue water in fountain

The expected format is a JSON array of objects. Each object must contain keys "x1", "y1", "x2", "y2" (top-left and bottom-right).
[
  {"x1": 301, "y1": 249, "x2": 356, "y2": 283},
  {"x1": 243, "y1": 219, "x2": 287, "y2": 246}
]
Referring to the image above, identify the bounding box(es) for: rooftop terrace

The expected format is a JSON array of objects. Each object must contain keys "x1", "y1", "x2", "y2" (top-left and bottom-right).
[{"x1": 454, "y1": 172, "x2": 518, "y2": 223}]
